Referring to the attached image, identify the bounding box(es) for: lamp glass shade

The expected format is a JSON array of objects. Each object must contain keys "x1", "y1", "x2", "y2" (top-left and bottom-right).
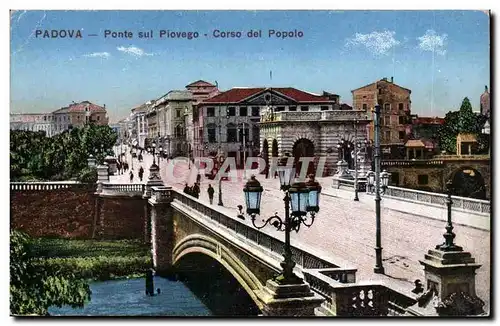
[
  {"x1": 381, "y1": 170, "x2": 390, "y2": 187},
  {"x1": 159, "y1": 147, "x2": 163, "y2": 151},
  {"x1": 152, "y1": 143, "x2": 156, "y2": 148},
  {"x1": 243, "y1": 175, "x2": 263, "y2": 215},
  {"x1": 366, "y1": 171, "x2": 375, "y2": 186},
  {"x1": 278, "y1": 166, "x2": 295, "y2": 190},
  {"x1": 289, "y1": 182, "x2": 309, "y2": 216},
  {"x1": 305, "y1": 176, "x2": 322, "y2": 212}
]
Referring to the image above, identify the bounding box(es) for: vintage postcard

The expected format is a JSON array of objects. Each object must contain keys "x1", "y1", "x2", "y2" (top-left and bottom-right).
[{"x1": 9, "y1": 10, "x2": 491, "y2": 317}]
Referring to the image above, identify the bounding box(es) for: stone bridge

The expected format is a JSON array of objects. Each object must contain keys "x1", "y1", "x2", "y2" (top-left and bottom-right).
[
  {"x1": 145, "y1": 186, "x2": 416, "y2": 316},
  {"x1": 11, "y1": 181, "x2": 485, "y2": 316}
]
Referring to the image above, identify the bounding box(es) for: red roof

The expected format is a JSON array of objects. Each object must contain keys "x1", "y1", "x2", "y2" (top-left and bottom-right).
[
  {"x1": 414, "y1": 117, "x2": 445, "y2": 125},
  {"x1": 201, "y1": 87, "x2": 332, "y2": 104},
  {"x1": 186, "y1": 80, "x2": 216, "y2": 88},
  {"x1": 67, "y1": 101, "x2": 106, "y2": 113}
]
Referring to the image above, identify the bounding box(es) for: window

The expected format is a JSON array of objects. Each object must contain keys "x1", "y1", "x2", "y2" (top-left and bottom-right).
[
  {"x1": 399, "y1": 131, "x2": 405, "y2": 140},
  {"x1": 320, "y1": 106, "x2": 329, "y2": 111},
  {"x1": 227, "y1": 124, "x2": 237, "y2": 142},
  {"x1": 43, "y1": 116, "x2": 47, "y2": 121},
  {"x1": 252, "y1": 125, "x2": 259, "y2": 145},
  {"x1": 77, "y1": 116, "x2": 80, "y2": 120},
  {"x1": 175, "y1": 125, "x2": 184, "y2": 137},
  {"x1": 399, "y1": 116, "x2": 405, "y2": 125},
  {"x1": 384, "y1": 131, "x2": 391, "y2": 140},
  {"x1": 362, "y1": 103, "x2": 368, "y2": 110},
  {"x1": 97, "y1": 116, "x2": 100, "y2": 121},
  {"x1": 251, "y1": 107, "x2": 260, "y2": 116},
  {"x1": 207, "y1": 107, "x2": 215, "y2": 117},
  {"x1": 398, "y1": 103, "x2": 404, "y2": 111},
  {"x1": 176, "y1": 109, "x2": 182, "y2": 118},
  {"x1": 228, "y1": 107, "x2": 236, "y2": 116},
  {"x1": 384, "y1": 103, "x2": 391, "y2": 111},
  {"x1": 300, "y1": 106, "x2": 309, "y2": 111},
  {"x1": 289, "y1": 106, "x2": 297, "y2": 111},
  {"x1": 199, "y1": 129, "x2": 203, "y2": 140},
  {"x1": 384, "y1": 116, "x2": 391, "y2": 126},
  {"x1": 418, "y1": 175, "x2": 429, "y2": 185},
  {"x1": 239, "y1": 106, "x2": 247, "y2": 116},
  {"x1": 275, "y1": 106, "x2": 285, "y2": 112},
  {"x1": 238, "y1": 126, "x2": 249, "y2": 143}
]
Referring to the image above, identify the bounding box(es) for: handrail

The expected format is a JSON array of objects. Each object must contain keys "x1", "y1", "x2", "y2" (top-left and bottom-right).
[{"x1": 10, "y1": 182, "x2": 95, "y2": 191}]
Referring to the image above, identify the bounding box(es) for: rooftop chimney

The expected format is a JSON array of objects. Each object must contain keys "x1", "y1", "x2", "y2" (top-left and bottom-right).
[
  {"x1": 391, "y1": 76, "x2": 394, "y2": 83},
  {"x1": 485, "y1": 85, "x2": 488, "y2": 92}
]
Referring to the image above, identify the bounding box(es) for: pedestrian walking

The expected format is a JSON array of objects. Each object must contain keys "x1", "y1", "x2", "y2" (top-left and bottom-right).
[
  {"x1": 207, "y1": 184, "x2": 215, "y2": 205},
  {"x1": 183, "y1": 183, "x2": 190, "y2": 196},
  {"x1": 124, "y1": 162, "x2": 129, "y2": 172},
  {"x1": 192, "y1": 182, "x2": 200, "y2": 199},
  {"x1": 117, "y1": 162, "x2": 122, "y2": 175},
  {"x1": 196, "y1": 174, "x2": 201, "y2": 184},
  {"x1": 139, "y1": 166, "x2": 144, "y2": 182},
  {"x1": 129, "y1": 170, "x2": 134, "y2": 183}
]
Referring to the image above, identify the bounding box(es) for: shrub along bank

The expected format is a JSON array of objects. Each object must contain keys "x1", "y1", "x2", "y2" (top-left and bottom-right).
[{"x1": 31, "y1": 238, "x2": 151, "y2": 281}]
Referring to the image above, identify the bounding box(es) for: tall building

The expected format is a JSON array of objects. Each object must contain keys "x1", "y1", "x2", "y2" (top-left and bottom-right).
[
  {"x1": 351, "y1": 77, "x2": 413, "y2": 159},
  {"x1": 153, "y1": 90, "x2": 193, "y2": 157},
  {"x1": 480, "y1": 85, "x2": 490, "y2": 117}
]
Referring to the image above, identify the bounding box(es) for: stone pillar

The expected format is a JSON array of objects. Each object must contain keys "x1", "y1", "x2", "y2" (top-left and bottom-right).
[
  {"x1": 97, "y1": 165, "x2": 109, "y2": 183},
  {"x1": 256, "y1": 280, "x2": 324, "y2": 316},
  {"x1": 149, "y1": 186, "x2": 175, "y2": 275},
  {"x1": 143, "y1": 162, "x2": 164, "y2": 198},
  {"x1": 406, "y1": 219, "x2": 484, "y2": 316}
]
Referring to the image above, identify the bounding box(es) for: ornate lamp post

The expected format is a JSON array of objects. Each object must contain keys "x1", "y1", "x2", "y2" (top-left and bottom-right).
[
  {"x1": 218, "y1": 155, "x2": 225, "y2": 206},
  {"x1": 436, "y1": 180, "x2": 462, "y2": 252},
  {"x1": 372, "y1": 104, "x2": 384, "y2": 274},
  {"x1": 243, "y1": 160, "x2": 321, "y2": 285}
]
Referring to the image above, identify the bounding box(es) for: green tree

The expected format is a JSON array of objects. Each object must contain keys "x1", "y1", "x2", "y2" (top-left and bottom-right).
[
  {"x1": 437, "y1": 97, "x2": 490, "y2": 154},
  {"x1": 10, "y1": 230, "x2": 91, "y2": 315}
]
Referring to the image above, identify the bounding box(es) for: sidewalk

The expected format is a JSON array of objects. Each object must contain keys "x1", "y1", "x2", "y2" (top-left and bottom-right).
[{"x1": 320, "y1": 183, "x2": 490, "y2": 231}]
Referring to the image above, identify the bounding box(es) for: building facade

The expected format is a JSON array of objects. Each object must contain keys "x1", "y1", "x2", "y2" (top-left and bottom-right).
[
  {"x1": 153, "y1": 90, "x2": 193, "y2": 157},
  {"x1": 129, "y1": 102, "x2": 150, "y2": 148},
  {"x1": 10, "y1": 113, "x2": 55, "y2": 136},
  {"x1": 480, "y1": 85, "x2": 490, "y2": 118},
  {"x1": 194, "y1": 86, "x2": 364, "y2": 172},
  {"x1": 352, "y1": 77, "x2": 413, "y2": 159}
]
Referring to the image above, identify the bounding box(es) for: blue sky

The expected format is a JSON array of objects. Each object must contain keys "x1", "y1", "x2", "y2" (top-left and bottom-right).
[{"x1": 10, "y1": 10, "x2": 490, "y2": 122}]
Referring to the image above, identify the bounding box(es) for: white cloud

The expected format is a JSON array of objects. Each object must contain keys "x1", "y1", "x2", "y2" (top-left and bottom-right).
[
  {"x1": 84, "y1": 52, "x2": 110, "y2": 58},
  {"x1": 345, "y1": 30, "x2": 400, "y2": 56},
  {"x1": 417, "y1": 29, "x2": 447, "y2": 56},
  {"x1": 117, "y1": 45, "x2": 153, "y2": 57}
]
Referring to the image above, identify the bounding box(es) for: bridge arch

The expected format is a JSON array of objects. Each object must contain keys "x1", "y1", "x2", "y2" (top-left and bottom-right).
[
  {"x1": 447, "y1": 166, "x2": 487, "y2": 199},
  {"x1": 172, "y1": 234, "x2": 263, "y2": 312}
]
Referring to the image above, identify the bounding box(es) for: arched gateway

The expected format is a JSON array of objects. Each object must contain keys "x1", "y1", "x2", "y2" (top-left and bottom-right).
[{"x1": 293, "y1": 138, "x2": 315, "y2": 177}]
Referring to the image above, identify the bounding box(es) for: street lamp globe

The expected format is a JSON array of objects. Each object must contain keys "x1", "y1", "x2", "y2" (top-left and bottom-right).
[
  {"x1": 277, "y1": 156, "x2": 295, "y2": 191},
  {"x1": 159, "y1": 146, "x2": 163, "y2": 152},
  {"x1": 243, "y1": 175, "x2": 263, "y2": 215},
  {"x1": 305, "y1": 174, "x2": 322, "y2": 213},
  {"x1": 366, "y1": 170, "x2": 375, "y2": 187},
  {"x1": 289, "y1": 182, "x2": 309, "y2": 217},
  {"x1": 152, "y1": 142, "x2": 156, "y2": 149},
  {"x1": 381, "y1": 170, "x2": 390, "y2": 188}
]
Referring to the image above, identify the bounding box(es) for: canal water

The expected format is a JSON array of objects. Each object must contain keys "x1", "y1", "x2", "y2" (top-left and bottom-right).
[{"x1": 48, "y1": 277, "x2": 213, "y2": 316}]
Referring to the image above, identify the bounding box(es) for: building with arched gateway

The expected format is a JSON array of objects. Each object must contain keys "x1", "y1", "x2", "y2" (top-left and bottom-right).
[{"x1": 257, "y1": 90, "x2": 371, "y2": 177}]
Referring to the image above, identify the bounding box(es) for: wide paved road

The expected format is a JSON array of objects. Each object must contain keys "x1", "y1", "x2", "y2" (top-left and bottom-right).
[{"x1": 110, "y1": 151, "x2": 491, "y2": 311}]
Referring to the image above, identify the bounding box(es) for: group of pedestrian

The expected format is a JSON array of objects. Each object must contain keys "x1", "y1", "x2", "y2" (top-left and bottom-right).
[
  {"x1": 129, "y1": 166, "x2": 145, "y2": 183},
  {"x1": 117, "y1": 161, "x2": 129, "y2": 175},
  {"x1": 183, "y1": 182, "x2": 201, "y2": 199}
]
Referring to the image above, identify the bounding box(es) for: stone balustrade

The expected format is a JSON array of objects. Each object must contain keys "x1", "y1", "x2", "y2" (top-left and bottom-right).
[
  {"x1": 171, "y1": 190, "x2": 352, "y2": 271},
  {"x1": 381, "y1": 185, "x2": 490, "y2": 215},
  {"x1": 100, "y1": 183, "x2": 145, "y2": 195},
  {"x1": 10, "y1": 182, "x2": 93, "y2": 191},
  {"x1": 303, "y1": 269, "x2": 415, "y2": 316},
  {"x1": 274, "y1": 110, "x2": 370, "y2": 122}
]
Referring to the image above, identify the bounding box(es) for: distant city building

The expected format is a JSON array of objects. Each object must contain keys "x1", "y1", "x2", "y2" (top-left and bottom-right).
[
  {"x1": 480, "y1": 85, "x2": 490, "y2": 117},
  {"x1": 10, "y1": 101, "x2": 108, "y2": 136},
  {"x1": 129, "y1": 102, "x2": 151, "y2": 148},
  {"x1": 10, "y1": 113, "x2": 55, "y2": 136},
  {"x1": 351, "y1": 77, "x2": 413, "y2": 159},
  {"x1": 152, "y1": 90, "x2": 193, "y2": 157}
]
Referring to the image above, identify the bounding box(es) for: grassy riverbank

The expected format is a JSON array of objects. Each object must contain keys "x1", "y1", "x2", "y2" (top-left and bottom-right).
[{"x1": 31, "y1": 238, "x2": 151, "y2": 281}]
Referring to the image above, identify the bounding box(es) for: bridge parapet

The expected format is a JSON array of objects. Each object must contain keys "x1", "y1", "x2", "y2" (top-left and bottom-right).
[
  {"x1": 171, "y1": 190, "x2": 354, "y2": 272},
  {"x1": 10, "y1": 182, "x2": 93, "y2": 191},
  {"x1": 99, "y1": 183, "x2": 145, "y2": 197},
  {"x1": 303, "y1": 269, "x2": 416, "y2": 316}
]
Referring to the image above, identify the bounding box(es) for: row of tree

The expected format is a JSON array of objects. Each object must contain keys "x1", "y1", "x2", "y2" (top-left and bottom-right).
[
  {"x1": 436, "y1": 97, "x2": 490, "y2": 154},
  {"x1": 10, "y1": 125, "x2": 117, "y2": 181}
]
